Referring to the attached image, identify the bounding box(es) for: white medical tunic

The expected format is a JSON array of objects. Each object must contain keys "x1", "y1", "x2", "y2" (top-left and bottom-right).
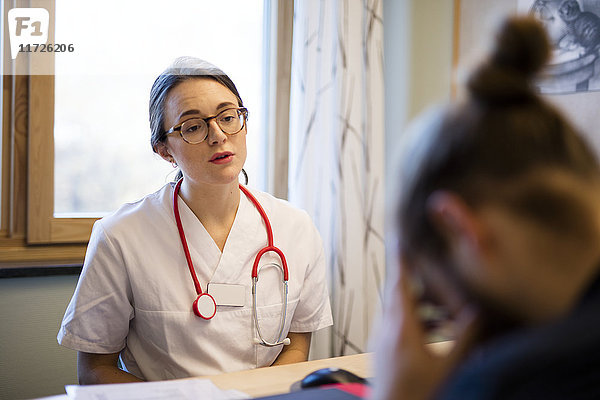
[{"x1": 57, "y1": 183, "x2": 333, "y2": 381}]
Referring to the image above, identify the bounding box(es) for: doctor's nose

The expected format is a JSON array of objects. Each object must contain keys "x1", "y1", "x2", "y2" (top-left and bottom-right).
[{"x1": 207, "y1": 120, "x2": 228, "y2": 145}]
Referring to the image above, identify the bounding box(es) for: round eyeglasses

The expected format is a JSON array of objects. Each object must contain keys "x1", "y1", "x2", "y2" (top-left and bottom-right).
[{"x1": 164, "y1": 107, "x2": 248, "y2": 144}]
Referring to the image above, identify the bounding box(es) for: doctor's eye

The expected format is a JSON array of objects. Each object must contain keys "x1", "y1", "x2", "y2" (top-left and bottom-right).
[
  {"x1": 218, "y1": 110, "x2": 239, "y2": 123},
  {"x1": 181, "y1": 120, "x2": 206, "y2": 135}
]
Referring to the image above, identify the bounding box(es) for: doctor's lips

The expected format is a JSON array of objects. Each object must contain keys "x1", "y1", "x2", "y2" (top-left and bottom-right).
[{"x1": 209, "y1": 151, "x2": 234, "y2": 164}]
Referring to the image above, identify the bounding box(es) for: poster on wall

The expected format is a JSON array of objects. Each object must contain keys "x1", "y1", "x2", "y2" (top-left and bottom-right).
[
  {"x1": 457, "y1": 0, "x2": 600, "y2": 153},
  {"x1": 518, "y1": 0, "x2": 600, "y2": 94}
]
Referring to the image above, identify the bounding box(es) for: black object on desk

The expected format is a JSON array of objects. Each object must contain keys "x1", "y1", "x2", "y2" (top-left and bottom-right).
[{"x1": 300, "y1": 368, "x2": 367, "y2": 389}]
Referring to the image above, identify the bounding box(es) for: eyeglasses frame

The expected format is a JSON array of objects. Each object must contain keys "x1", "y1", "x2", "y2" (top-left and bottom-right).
[{"x1": 164, "y1": 107, "x2": 248, "y2": 144}]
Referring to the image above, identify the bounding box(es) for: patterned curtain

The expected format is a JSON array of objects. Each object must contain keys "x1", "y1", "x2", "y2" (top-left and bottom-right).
[{"x1": 288, "y1": 0, "x2": 385, "y2": 357}]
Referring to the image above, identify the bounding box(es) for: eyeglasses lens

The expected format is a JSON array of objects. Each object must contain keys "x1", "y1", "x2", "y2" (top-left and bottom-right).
[{"x1": 180, "y1": 109, "x2": 245, "y2": 144}]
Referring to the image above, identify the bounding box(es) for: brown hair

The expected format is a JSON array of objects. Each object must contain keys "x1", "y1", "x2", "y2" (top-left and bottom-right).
[{"x1": 396, "y1": 17, "x2": 600, "y2": 263}]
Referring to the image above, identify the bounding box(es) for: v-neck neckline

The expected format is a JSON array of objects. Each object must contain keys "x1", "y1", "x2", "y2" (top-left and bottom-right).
[{"x1": 174, "y1": 186, "x2": 261, "y2": 283}]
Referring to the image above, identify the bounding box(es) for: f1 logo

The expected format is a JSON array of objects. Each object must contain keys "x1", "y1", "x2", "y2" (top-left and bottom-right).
[{"x1": 7, "y1": 8, "x2": 49, "y2": 60}]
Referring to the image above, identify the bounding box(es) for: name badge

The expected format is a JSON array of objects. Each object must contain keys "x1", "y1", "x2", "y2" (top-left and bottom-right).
[{"x1": 207, "y1": 283, "x2": 245, "y2": 307}]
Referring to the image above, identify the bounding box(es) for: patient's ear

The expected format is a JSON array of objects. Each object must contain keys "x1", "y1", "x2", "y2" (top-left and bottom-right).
[{"x1": 426, "y1": 191, "x2": 486, "y2": 256}]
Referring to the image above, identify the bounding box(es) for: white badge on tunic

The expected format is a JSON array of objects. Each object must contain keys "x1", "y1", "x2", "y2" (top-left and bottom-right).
[{"x1": 207, "y1": 283, "x2": 245, "y2": 307}]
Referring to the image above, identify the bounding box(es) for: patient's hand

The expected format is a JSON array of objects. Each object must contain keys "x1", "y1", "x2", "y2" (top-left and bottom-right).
[{"x1": 371, "y1": 257, "x2": 480, "y2": 400}]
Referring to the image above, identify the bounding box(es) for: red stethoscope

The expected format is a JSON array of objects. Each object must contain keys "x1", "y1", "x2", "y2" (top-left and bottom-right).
[{"x1": 173, "y1": 178, "x2": 291, "y2": 346}]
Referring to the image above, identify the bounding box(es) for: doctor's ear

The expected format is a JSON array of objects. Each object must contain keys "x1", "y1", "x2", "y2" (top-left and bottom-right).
[
  {"x1": 426, "y1": 191, "x2": 485, "y2": 253},
  {"x1": 154, "y1": 142, "x2": 174, "y2": 163}
]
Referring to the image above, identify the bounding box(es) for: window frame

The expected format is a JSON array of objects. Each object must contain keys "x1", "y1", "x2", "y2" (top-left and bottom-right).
[
  {"x1": 28, "y1": 73, "x2": 98, "y2": 244},
  {"x1": 1, "y1": 0, "x2": 89, "y2": 265}
]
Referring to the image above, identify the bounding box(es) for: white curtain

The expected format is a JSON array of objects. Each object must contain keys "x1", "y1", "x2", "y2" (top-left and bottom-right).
[{"x1": 288, "y1": 0, "x2": 385, "y2": 357}]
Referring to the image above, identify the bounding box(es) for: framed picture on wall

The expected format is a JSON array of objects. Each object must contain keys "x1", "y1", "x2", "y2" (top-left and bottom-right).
[
  {"x1": 520, "y1": 0, "x2": 600, "y2": 94},
  {"x1": 454, "y1": 0, "x2": 600, "y2": 154}
]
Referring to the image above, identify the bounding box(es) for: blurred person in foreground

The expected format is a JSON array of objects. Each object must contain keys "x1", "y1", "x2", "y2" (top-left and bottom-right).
[{"x1": 373, "y1": 16, "x2": 600, "y2": 400}]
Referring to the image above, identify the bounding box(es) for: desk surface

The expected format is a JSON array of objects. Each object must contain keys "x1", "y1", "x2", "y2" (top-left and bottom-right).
[
  {"x1": 210, "y1": 341, "x2": 451, "y2": 397},
  {"x1": 33, "y1": 353, "x2": 370, "y2": 400},
  {"x1": 35, "y1": 341, "x2": 452, "y2": 399},
  {"x1": 205, "y1": 352, "x2": 371, "y2": 398}
]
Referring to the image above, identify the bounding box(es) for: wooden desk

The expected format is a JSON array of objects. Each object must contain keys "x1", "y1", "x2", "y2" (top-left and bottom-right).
[
  {"x1": 205, "y1": 353, "x2": 371, "y2": 398},
  {"x1": 205, "y1": 341, "x2": 452, "y2": 397},
  {"x1": 34, "y1": 342, "x2": 452, "y2": 399},
  {"x1": 32, "y1": 353, "x2": 370, "y2": 400}
]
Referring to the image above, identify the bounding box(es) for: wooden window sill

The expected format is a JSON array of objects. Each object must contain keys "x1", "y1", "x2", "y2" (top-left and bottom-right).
[{"x1": 0, "y1": 237, "x2": 87, "y2": 270}]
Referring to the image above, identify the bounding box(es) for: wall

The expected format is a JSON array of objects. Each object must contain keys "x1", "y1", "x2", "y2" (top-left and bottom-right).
[
  {"x1": 383, "y1": 0, "x2": 455, "y2": 234},
  {"x1": 0, "y1": 275, "x2": 79, "y2": 400},
  {"x1": 407, "y1": 0, "x2": 456, "y2": 120}
]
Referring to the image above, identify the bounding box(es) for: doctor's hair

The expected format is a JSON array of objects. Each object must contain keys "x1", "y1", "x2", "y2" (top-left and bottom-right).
[
  {"x1": 396, "y1": 16, "x2": 600, "y2": 265},
  {"x1": 149, "y1": 57, "x2": 245, "y2": 181}
]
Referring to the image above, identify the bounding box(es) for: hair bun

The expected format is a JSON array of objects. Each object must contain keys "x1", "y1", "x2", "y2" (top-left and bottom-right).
[{"x1": 467, "y1": 16, "x2": 551, "y2": 103}]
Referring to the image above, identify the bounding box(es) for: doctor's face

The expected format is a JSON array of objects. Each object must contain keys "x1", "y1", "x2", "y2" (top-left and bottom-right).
[{"x1": 161, "y1": 78, "x2": 247, "y2": 187}]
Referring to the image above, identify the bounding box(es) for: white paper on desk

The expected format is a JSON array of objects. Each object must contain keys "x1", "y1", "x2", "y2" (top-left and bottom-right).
[{"x1": 65, "y1": 378, "x2": 249, "y2": 400}]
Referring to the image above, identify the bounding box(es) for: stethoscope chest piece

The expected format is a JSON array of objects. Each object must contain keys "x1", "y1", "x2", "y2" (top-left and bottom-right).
[{"x1": 193, "y1": 293, "x2": 217, "y2": 320}]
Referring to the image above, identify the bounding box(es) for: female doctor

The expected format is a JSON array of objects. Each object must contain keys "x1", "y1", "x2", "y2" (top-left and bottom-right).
[{"x1": 57, "y1": 57, "x2": 333, "y2": 384}]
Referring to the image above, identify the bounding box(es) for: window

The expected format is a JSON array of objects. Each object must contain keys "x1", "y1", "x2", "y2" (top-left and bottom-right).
[
  {"x1": 1, "y1": 0, "x2": 295, "y2": 264},
  {"x1": 53, "y1": 0, "x2": 267, "y2": 217}
]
